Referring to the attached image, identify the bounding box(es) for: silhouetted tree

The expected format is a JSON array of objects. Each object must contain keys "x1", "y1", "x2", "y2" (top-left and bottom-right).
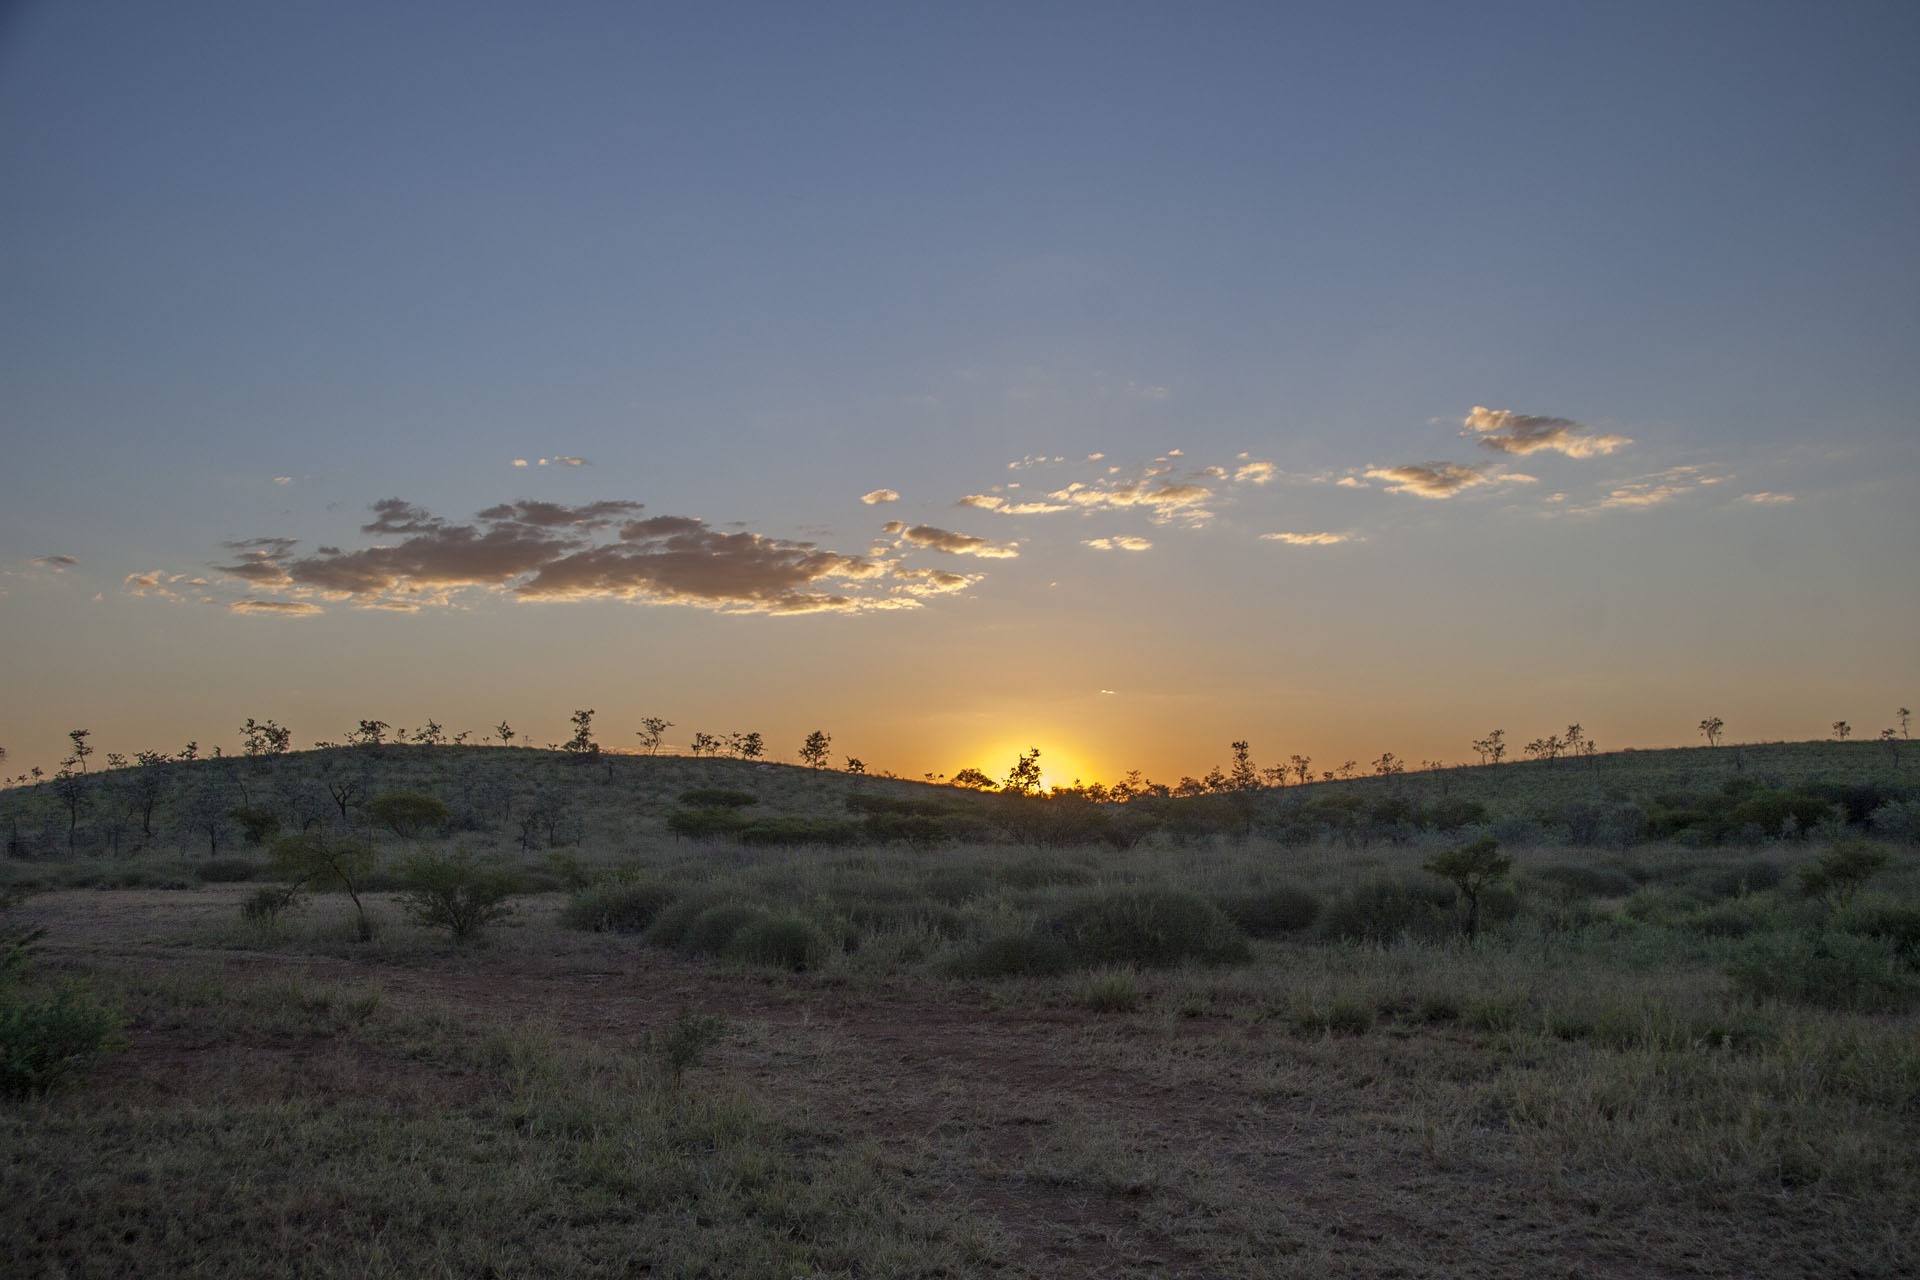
[
  {"x1": 563, "y1": 709, "x2": 599, "y2": 758},
  {"x1": 844, "y1": 756, "x2": 866, "y2": 775},
  {"x1": 494, "y1": 721, "x2": 516, "y2": 746},
  {"x1": 351, "y1": 720, "x2": 389, "y2": 748},
  {"x1": 1289, "y1": 754, "x2": 1312, "y2": 786},
  {"x1": 635, "y1": 717, "x2": 672, "y2": 755},
  {"x1": 1228, "y1": 741, "x2": 1259, "y2": 792},
  {"x1": 951, "y1": 767, "x2": 995, "y2": 790},
  {"x1": 799, "y1": 730, "x2": 831, "y2": 769},
  {"x1": 67, "y1": 729, "x2": 93, "y2": 774},
  {"x1": 1699, "y1": 716, "x2": 1724, "y2": 747},
  {"x1": 689, "y1": 732, "x2": 719, "y2": 758},
  {"x1": 413, "y1": 720, "x2": 445, "y2": 747},
  {"x1": 1832, "y1": 720, "x2": 1851, "y2": 742},
  {"x1": 1471, "y1": 730, "x2": 1506, "y2": 765},
  {"x1": 1423, "y1": 836, "x2": 1510, "y2": 941}
]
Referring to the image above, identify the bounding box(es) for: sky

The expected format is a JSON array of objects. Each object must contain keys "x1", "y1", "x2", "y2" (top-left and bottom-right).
[{"x1": 2, "y1": 0, "x2": 1916, "y2": 787}]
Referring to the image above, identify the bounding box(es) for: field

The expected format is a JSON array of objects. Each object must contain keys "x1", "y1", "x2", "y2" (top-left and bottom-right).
[{"x1": 2, "y1": 741, "x2": 1916, "y2": 1277}]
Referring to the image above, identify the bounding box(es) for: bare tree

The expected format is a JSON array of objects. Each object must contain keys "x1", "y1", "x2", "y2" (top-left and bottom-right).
[
  {"x1": 1699, "y1": 717, "x2": 1724, "y2": 747},
  {"x1": 1471, "y1": 729, "x2": 1506, "y2": 765},
  {"x1": 635, "y1": 717, "x2": 672, "y2": 755}
]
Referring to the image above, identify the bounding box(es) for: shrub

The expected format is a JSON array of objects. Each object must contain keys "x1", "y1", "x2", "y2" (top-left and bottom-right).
[
  {"x1": 1728, "y1": 932, "x2": 1920, "y2": 1013},
  {"x1": 1531, "y1": 863, "x2": 1639, "y2": 899},
  {"x1": 1868, "y1": 800, "x2": 1920, "y2": 845},
  {"x1": 394, "y1": 847, "x2": 516, "y2": 942},
  {"x1": 559, "y1": 882, "x2": 677, "y2": 934},
  {"x1": 1841, "y1": 902, "x2": 1920, "y2": 964},
  {"x1": 271, "y1": 832, "x2": 379, "y2": 942},
  {"x1": 226, "y1": 806, "x2": 282, "y2": 847},
  {"x1": 999, "y1": 854, "x2": 1097, "y2": 890},
  {"x1": 1423, "y1": 836, "x2": 1511, "y2": 940},
  {"x1": 1076, "y1": 969, "x2": 1141, "y2": 1013},
  {"x1": 1697, "y1": 858, "x2": 1786, "y2": 899},
  {"x1": 1216, "y1": 886, "x2": 1320, "y2": 937},
  {"x1": 197, "y1": 857, "x2": 263, "y2": 883},
  {"x1": 677, "y1": 788, "x2": 758, "y2": 809},
  {"x1": 0, "y1": 927, "x2": 122, "y2": 1098},
  {"x1": 1798, "y1": 839, "x2": 1889, "y2": 910},
  {"x1": 1684, "y1": 899, "x2": 1768, "y2": 939},
  {"x1": 368, "y1": 791, "x2": 450, "y2": 840},
  {"x1": 944, "y1": 932, "x2": 1073, "y2": 979},
  {"x1": 723, "y1": 916, "x2": 827, "y2": 971},
  {"x1": 1319, "y1": 878, "x2": 1456, "y2": 946},
  {"x1": 679, "y1": 903, "x2": 768, "y2": 956},
  {"x1": 1422, "y1": 798, "x2": 1489, "y2": 830},
  {"x1": 1047, "y1": 889, "x2": 1252, "y2": 968},
  {"x1": 241, "y1": 883, "x2": 304, "y2": 926},
  {"x1": 665, "y1": 807, "x2": 750, "y2": 840},
  {"x1": 642, "y1": 892, "x2": 729, "y2": 949},
  {"x1": 921, "y1": 865, "x2": 992, "y2": 905},
  {"x1": 737, "y1": 817, "x2": 862, "y2": 847}
]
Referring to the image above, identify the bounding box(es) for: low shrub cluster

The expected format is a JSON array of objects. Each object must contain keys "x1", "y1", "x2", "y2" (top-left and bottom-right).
[{"x1": 0, "y1": 927, "x2": 122, "y2": 1098}]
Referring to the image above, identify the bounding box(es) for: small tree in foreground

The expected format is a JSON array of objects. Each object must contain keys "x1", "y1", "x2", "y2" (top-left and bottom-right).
[
  {"x1": 272, "y1": 832, "x2": 379, "y2": 942},
  {"x1": 1423, "y1": 836, "x2": 1512, "y2": 941},
  {"x1": 0, "y1": 926, "x2": 122, "y2": 1098},
  {"x1": 396, "y1": 847, "x2": 515, "y2": 942}
]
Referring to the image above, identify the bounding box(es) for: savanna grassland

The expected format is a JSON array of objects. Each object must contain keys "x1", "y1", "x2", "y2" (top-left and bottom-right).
[{"x1": 2, "y1": 738, "x2": 1917, "y2": 1278}]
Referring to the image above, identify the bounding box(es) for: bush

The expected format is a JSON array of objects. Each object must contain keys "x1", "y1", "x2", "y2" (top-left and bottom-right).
[
  {"x1": 998, "y1": 854, "x2": 1096, "y2": 890},
  {"x1": 665, "y1": 808, "x2": 751, "y2": 840},
  {"x1": 0, "y1": 927, "x2": 121, "y2": 1098},
  {"x1": 394, "y1": 847, "x2": 516, "y2": 942},
  {"x1": 1216, "y1": 886, "x2": 1320, "y2": 937},
  {"x1": 1728, "y1": 932, "x2": 1920, "y2": 1013},
  {"x1": 679, "y1": 903, "x2": 768, "y2": 956},
  {"x1": 197, "y1": 857, "x2": 264, "y2": 883},
  {"x1": 241, "y1": 883, "x2": 304, "y2": 926},
  {"x1": 1318, "y1": 878, "x2": 1457, "y2": 946},
  {"x1": 642, "y1": 892, "x2": 729, "y2": 949},
  {"x1": 1422, "y1": 798, "x2": 1489, "y2": 831},
  {"x1": 1684, "y1": 899, "x2": 1768, "y2": 939},
  {"x1": 1868, "y1": 800, "x2": 1920, "y2": 845},
  {"x1": 226, "y1": 806, "x2": 282, "y2": 847},
  {"x1": 944, "y1": 932, "x2": 1074, "y2": 980},
  {"x1": 1798, "y1": 839, "x2": 1889, "y2": 910},
  {"x1": 1841, "y1": 902, "x2": 1920, "y2": 964},
  {"x1": 559, "y1": 882, "x2": 677, "y2": 934},
  {"x1": 1696, "y1": 858, "x2": 1786, "y2": 899},
  {"x1": 1076, "y1": 969, "x2": 1141, "y2": 1013},
  {"x1": 723, "y1": 916, "x2": 826, "y2": 971},
  {"x1": 1531, "y1": 863, "x2": 1639, "y2": 899},
  {"x1": 737, "y1": 817, "x2": 862, "y2": 847},
  {"x1": 678, "y1": 788, "x2": 758, "y2": 809},
  {"x1": 368, "y1": 791, "x2": 450, "y2": 839},
  {"x1": 1047, "y1": 889, "x2": 1252, "y2": 968}
]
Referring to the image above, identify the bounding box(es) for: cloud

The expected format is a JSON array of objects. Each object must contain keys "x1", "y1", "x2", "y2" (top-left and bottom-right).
[
  {"x1": 32, "y1": 555, "x2": 77, "y2": 570},
  {"x1": 957, "y1": 493, "x2": 1073, "y2": 515},
  {"x1": 229, "y1": 600, "x2": 322, "y2": 617},
  {"x1": 553, "y1": 456, "x2": 587, "y2": 467},
  {"x1": 1741, "y1": 491, "x2": 1795, "y2": 505},
  {"x1": 881, "y1": 521, "x2": 1019, "y2": 558},
  {"x1": 512, "y1": 459, "x2": 529, "y2": 468},
  {"x1": 1463, "y1": 406, "x2": 1632, "y2": 458},
  {"x1": 1083, "y1": 536, "x2": 1152, "y2": 551},
  {"x1": 1587, "y1": 465, "x2": 1725, "y2": 512},
  {"x1": 1048, "y1": 478, "x2": 1216, "y2": 524},
  {"x1": 1234, "y1": 461, "x2": 1277, "y2": 484},
  {"x1": 860, "y1": 489, "x2": 900, "y2": 505},
  {"x1": 197, "y1": 498, "x2": 964, "y2": 616},
  {"x1": 1362, "y1": 462, "x2": 1495, "y2": 499},
  {"x1": 1262, "y1": 531, "x2": 1351, "y2": 546},
  {"x1": 1336, "y1": 476, "x2": 1368, "y2": 489},
  {"x1": 273, "y1": 476, "x2": 293, "y2": 486}
]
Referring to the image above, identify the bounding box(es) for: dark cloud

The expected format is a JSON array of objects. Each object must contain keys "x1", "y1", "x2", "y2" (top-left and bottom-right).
[
  {"x1": 32, "y1": 554, "x2": 77, "y2": 569},
  {"x1": 882, "y1": 522, "x2": 1019, "y2": 558},
  {"x1": 206, "y1": 497, "x2": 961, "y2": 615},
  {"x1": 229, "y1": 600, "x2": 322, "y2": 617},
  {"x1": 475, "y1": 499, "x2": 644, "y2": 528}
]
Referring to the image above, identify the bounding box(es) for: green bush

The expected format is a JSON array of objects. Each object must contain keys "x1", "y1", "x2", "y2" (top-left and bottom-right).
[
  {"x1": 558, "y1": 882, "x2": 677, "y2": 934},
  {"x1": 1531, "y1": 863, "x2": 1640, "y2": 899},
  {"x1": 1798, "y1": 838, "x2": 1889, "y2": 910},
  {"x1": 196, "y1": 857, "x2": 264, "y2": 883},
  {"x1": 642, "y1": 892, "x2": 729, "y2": 949},
  {"x1": 723, "y1": 916, "x2": 827, "y2": 971},
  {"x1": 678, "y1": 788, "x2": 758, "y2": 809},
  {"x1": 0, "y1": 927, "x2": 122, "y2": 1099},
  {"x1": 679, "y1": 903, "x2": 768, "y2": 956},
  {"x1": 1728, "y1": 932, "x2": 1920, "y2": 1013},
  {"x1": 1684, "y1": 899, "x2": 1768, "y2": 939},
  {"x1": 395, "y1": 847, "x2": 516, "y2": 942},
  {"x1": 1422, "y1": 798, "x2": 1489, "y2": 830},
  {"x1": 1216, "y1": 886, "x2": 1320, "y2": 937},
  {"x1": 368, "y1": 791, "x2": 451, "y2": 839},
  {"x1": 1841, "y1": 902, "x2": 1920, "y2": 965},
  {"x1": 226, "y1": 806, "x2": 282, "y2": 847},
  {"x1": 665, "y1": 807, "x2": 750, "y2": 840},
  {"x1": 1318, "y1": 878, "x2": 1456, "y2": 945},
  {"x1": 1047, "y1": 889, "x2": 1252, "y2": 968},
  {"x1": 737, "y1": 817, "x2": 862, "y2": 847},
  {"x1": 240, "y1": 883, "x2": 304, "y2": 926},
  {"x1": 944, "y1": 932, "x2": 1074, "y2": 979}
]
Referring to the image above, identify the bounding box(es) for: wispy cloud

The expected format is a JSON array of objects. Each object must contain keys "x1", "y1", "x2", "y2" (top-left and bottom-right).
[
  {"x1": 273, "y1": 476, "x2": 293, "y2": 486},
  {"x1": 1048, "y1": 478, "x2": 1216, "y2": 524},
  {"x1": 1083, "y1": 535, "x2": 1152, "y2": 551},
  {"x1": 1262, "y1": 531, "x2": 1351, "y2": 546},
  {"x1": 1463, "y1": 406, "x2": 1632, "y2": 458},
  {"x1": 230, "y1": 600, "x2": 323, "y2": 617},
  {"x1": 860, "y1": 489, "x2": 900, "y2": 505},
  {"x1": 1585, "y1": 465, "x2": 1726, "y2": 512},
  {"x1": 1234, "y1": 461, "x2": 1277, "y2": 484},
  {"x1": 1741, "y1": 491, "x2": 1795, "y2": 505},
  {"x1": 32, "y1": 554, "x2": 77, "y2": 570},
  {"x1": 881, "y1": 521, "x2": 1019, "y2": 559}
]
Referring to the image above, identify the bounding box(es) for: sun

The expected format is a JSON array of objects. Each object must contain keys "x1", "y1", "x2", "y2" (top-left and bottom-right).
[{"x1": 968, "y1": 740, "x2": 1098, "y2": 793}]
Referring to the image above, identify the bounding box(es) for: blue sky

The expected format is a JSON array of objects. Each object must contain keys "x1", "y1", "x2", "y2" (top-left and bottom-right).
[{"x1": 2, "y1": 1, "x2": 1915, "y2": 782}]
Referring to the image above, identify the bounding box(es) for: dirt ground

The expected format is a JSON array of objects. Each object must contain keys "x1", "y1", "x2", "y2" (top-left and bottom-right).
[{"x1": 14, "y1": 889, "x2": 1891, "y2": 1279}]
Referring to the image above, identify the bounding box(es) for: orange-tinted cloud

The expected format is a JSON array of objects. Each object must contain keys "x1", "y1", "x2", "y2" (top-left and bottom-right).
[
  {"x1": 1262, "y1": 531, "x2": 1351, "y2": 546},
  {"x1": 881, "y1": 521, "x2": 1019, "y2": 558},
  {"x1": 1463, "y1": 406, "x2": 1632, "y2": 458}
]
